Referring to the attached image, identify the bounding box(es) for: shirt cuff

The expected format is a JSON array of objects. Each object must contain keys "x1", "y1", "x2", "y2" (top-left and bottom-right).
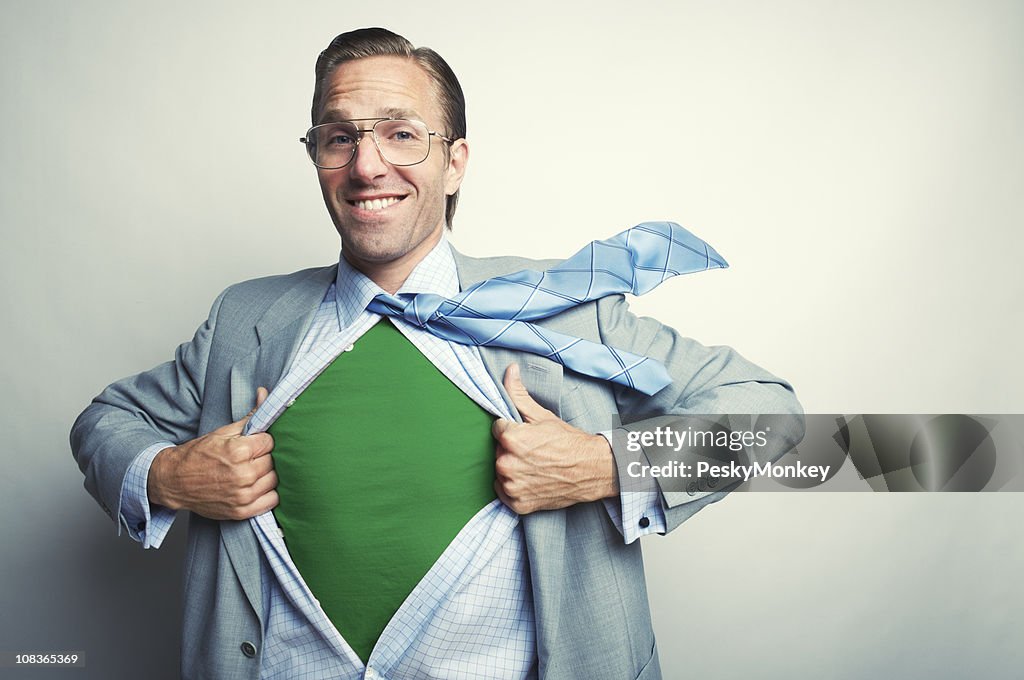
[
  {"x1": 599, "y1": 431, "x2": 667, "y2": 544},
  {"x1": 118, "y1": 442, "x2": 178, "y2": 549}
]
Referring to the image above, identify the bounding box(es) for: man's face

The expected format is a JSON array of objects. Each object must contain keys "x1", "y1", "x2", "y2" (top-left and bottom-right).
[{"x1": 314, "y1": 56, "x2": 468, "y2": 279}]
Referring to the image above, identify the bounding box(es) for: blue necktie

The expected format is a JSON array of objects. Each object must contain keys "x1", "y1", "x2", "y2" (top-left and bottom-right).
[{"x1": 367, "y1": 221, "x2": 727, "y2": 395}]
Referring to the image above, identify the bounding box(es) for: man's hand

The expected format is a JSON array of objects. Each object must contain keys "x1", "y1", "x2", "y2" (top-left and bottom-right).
[
  {"x1": 492, "y1": 364, "x2": 618, "y2": 514},
  {"x1": 148, "y1": 387, "x2": 278, "y2": 520}
]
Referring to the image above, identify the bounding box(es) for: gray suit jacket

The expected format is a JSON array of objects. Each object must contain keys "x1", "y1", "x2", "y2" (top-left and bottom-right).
[{"x1": 71, "y1": 249, "x2": 802, "y2": 680}]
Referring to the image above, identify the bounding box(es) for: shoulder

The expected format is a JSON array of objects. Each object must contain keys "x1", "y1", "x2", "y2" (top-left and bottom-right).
[
  {"x1": 205, "y1": 263, "x2": 336, "y2": 327},
  {"x1": 451, "y1": 249, "x2": 561, "y2": 287},
  {"x1": 219, "y1": 264, "x2": 336, "y2": 301}
]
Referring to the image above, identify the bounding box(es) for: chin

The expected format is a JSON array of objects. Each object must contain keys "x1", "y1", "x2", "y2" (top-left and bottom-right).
[{"x1": 339, "y1": 234, "x2": 408, "y2": 265}]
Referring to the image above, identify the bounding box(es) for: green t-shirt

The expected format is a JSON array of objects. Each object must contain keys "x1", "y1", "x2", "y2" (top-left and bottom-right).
[{"x1": 270, "y1": 319, "x2": 497, "y2": 662}]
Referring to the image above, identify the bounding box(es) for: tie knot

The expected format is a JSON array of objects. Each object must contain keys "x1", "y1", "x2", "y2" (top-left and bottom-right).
[{"x1": 372, "y1": 292, "x2": 446, "y2": 328}]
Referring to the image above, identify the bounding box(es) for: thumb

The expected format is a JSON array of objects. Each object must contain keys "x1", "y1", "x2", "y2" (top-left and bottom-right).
[
  {"x1": 503, "y1": 364, "x2": 556, "y2": 423},
  {"x1": 224, "y1": 386, "x2": 270, "y2": 435}
]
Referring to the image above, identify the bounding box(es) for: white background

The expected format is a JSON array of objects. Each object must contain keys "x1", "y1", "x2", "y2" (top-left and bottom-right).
[{"x1": 1, "y1": 1, "x2": 1022, "y2": 677}]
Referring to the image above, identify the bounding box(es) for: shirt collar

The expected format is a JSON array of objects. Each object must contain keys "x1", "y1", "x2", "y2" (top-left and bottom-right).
[{"x1": 333, "y1": 232, "x2": 460, "y2": 330}]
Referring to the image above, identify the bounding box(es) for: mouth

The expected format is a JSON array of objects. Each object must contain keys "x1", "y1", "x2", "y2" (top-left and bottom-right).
[{"x1": 346, "y1": 196, "x2": 405, "y2": 211}]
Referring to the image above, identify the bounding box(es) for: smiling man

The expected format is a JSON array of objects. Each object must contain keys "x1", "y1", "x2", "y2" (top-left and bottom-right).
[
  {"x1": 313, "y1": 56, "x2": 467, "y2": 292},
  {"x1": 71, "y1": 27, "x2": 801, "y2": 680}
]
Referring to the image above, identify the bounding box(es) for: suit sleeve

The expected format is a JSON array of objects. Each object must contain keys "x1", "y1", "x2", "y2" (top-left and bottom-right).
[
  {"x1": 596, "y1": 294, "x2": 805, "y2": 534},
  {"x1": 69, "y1": 290, "x2": 226, "y2": 530}
]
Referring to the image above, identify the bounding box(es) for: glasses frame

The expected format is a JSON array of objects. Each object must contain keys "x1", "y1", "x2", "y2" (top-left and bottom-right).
[{"x1": 299, "y1": 118, "x2": 455, "y2": 169}]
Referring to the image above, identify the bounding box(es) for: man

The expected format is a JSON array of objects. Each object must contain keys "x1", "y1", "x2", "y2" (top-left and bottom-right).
[{"x1": 71, "y1": 27, "x2": 801, "y2": 680}]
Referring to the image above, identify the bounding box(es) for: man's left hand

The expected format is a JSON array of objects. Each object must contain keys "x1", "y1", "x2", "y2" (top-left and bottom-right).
[{"x1": 492, "y1": 364, "x2": 619, "y2": 514}]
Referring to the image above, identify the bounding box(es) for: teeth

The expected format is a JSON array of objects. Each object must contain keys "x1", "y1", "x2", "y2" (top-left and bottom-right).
[{"x1": 354, "y1": 197, "x2": 399, "y2": 211}]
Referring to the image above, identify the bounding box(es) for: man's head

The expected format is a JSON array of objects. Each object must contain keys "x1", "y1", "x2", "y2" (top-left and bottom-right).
[{"x1": 309, "y1": 28, "x2": 468, "y2": 284}]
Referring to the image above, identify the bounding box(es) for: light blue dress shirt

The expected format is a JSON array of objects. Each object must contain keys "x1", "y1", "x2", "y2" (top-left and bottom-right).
[{"x1": 118, "y1": 235, "x2": 666, "y2": 679}]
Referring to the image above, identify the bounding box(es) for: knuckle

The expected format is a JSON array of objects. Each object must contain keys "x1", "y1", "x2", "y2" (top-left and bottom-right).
[
  {"x1": 493, "y1": 421, "x2": 514, "y2": 440},
  {"x1": 228, "y1": 467, "x2": 255, "y2": 487},
  {"x1": 234, "y1": 440, "x2": 256, "y2": 460},
  {"x1": 495, "y1": 479, "x2": 512, "y2": 499},
  {"x1": 249, "y1": 458, "x2": 269, "y2": 478},
  {"x1": 498, "y1": 476, "x2": 523, "y2": 498},
  {"x1": 227, "y1": 441, "x2": 251, "y2": 462},
  {"x1": 229, "y1": 486, "x2": 255, "y2": 505},
  {"x1": 503, "y1": 425, "x2": 523, "y2": 442},
  {"x1": 226, "y1": 506, "x2": 248, "y2": 521}
]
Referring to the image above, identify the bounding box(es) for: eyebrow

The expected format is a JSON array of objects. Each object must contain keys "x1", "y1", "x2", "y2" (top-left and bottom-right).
[{"x1": 317, "y1": 107, "x2": 424, "y2": 124}]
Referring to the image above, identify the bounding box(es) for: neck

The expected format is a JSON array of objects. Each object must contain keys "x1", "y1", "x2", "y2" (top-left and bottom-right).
[
  {"x1": 343, "y1": 230, "x2": 444, "y2": 294},
  {"x1": 358, "y1": 263, "x2": 412, "y2": 295}
]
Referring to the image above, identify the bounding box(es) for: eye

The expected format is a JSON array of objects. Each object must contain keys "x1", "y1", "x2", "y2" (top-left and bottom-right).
[
  {"x1": 379, "y1": 120, "x2": 425, "y2": 144},
  {"x1": 317, "y1": 123, "x2": 358, "y2": 148}
]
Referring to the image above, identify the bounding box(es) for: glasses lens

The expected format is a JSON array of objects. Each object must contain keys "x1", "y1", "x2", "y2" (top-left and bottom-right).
[
  {"x1": 307, "y1": 122, "x2": 359, "y2": 168},
  {"x1": 373, "y1": 119, "x2": 430, "y2": 166}
]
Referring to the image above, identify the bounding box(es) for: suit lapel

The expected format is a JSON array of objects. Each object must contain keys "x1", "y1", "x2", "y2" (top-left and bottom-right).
[
  {"x1": 453, "y1": 247, "x2": 569, "y2": 646},
  {"x1": 476, "y1": 346, "x2": 564, "y2": 416},
  {"x1": 228, "y1": 265, "x2": 337, "y2": 421},
  {"x1": 223, "y1": 263, "x2": 336, "y2": 619}
]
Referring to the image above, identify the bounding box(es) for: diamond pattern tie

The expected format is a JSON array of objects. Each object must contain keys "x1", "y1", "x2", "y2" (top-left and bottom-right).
[{"x1": 367, "y1": 221, "x2": 727, "y2": 395}]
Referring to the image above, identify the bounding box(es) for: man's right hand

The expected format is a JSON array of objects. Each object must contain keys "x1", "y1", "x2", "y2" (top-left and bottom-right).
[{"x1": 147, "y1": 387, "x2": 278, "y2": 520}]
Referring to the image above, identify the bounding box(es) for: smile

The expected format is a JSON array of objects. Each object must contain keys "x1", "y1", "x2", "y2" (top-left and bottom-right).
[{"x1": 348, "y1": 196, "x2": 404, "y2": 211}]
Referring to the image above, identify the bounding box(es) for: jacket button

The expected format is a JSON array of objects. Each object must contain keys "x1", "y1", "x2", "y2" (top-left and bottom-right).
[{"x1": 240, "y1": 641, "x2": 257, "y2": 658}]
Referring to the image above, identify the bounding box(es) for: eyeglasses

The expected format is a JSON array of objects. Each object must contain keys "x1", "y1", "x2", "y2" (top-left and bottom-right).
[{"x1": 300, "y1": 118, "x2": 454, "y2": 169}]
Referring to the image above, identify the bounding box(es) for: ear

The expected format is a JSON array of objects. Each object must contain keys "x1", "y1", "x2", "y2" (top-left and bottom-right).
[{"x1": 444, "y1": 138, "x2": 469, "y2": 195}]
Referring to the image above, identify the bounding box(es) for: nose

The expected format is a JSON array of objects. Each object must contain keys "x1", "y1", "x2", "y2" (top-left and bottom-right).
[{"x1": 348, "y1": 133, "x2": 389, "y2": 182}]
